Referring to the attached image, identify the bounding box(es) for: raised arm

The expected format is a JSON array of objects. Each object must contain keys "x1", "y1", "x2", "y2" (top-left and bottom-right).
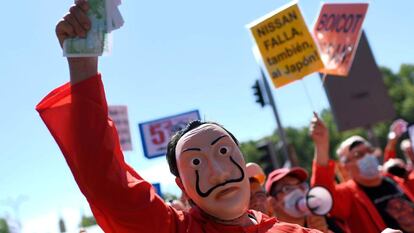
[
  {"x1": 55, "y1": 0, "x2": 97, "y2": 84},
  {"x1": 309, "y1": 113, "x2": 352, "y2": 219},
  {"x1": 384, "y1": 119, "x2": 407, "y2": 162},
  {"x1": 36, "y1": 2, "x2": 182, "y2": 232},
  {"x1": 309, "y1": 113, "x2": 329, "y2": 166}
]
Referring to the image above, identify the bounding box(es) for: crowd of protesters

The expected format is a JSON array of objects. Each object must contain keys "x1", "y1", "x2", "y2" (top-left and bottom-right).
[
  {"x1": 213, "y1": 115, "x2": 413, "y2": 233},
  {"x1": 40, "y1": 1, "x2": 414, "y2": 232}
]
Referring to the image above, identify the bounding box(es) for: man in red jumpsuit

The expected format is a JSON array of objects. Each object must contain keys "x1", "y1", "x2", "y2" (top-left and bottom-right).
[
  {"x1": 36, "y1": 1, "x2": 321, "y2": 232},
  {"x1": 309, "y1": 114, "x2": 414, "y2": 233}
]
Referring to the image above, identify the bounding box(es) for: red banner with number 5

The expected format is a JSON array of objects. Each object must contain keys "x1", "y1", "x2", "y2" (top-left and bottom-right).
[{"x1": 139, "y1": 110, "x2": 201, "y2": 159}]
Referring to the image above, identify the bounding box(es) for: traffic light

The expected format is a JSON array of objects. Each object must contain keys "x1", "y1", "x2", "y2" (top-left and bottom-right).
[
  {"x1": 252, "y1": 79, "x2": 265, "y2": 107},
  {"x1": 256, "y1": 141, "x2": 277, "y2": 175}
]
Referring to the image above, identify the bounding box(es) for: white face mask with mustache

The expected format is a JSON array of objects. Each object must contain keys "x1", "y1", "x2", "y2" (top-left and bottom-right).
[{"x1": 175, "y1": 124, "x2": 250, "y2": 221}]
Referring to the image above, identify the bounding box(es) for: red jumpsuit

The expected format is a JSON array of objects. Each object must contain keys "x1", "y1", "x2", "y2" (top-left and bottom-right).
[
  {"x1": 37, "y1": 74, "x2": 320, "y2": 233},
  {"x1": 311, "y1": 160, "x2": 414, "y2": 233}
]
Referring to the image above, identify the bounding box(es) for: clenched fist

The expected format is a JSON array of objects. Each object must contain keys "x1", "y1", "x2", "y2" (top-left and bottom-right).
[
  {"x1": 309, "y1": 112, "x2": 329, "y2": 148},
  {"x1": 56, "y1": 0, "x2": 91, "y2": 47},
  {"x1": 55, "y1": 0, "x2": 98, "y2": 84},
  {"x1": 309, "y1": 112, "x2": 330, "y2": 166}
]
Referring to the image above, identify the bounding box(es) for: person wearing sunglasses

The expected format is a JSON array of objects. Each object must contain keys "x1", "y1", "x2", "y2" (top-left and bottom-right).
[
  {"x1": 310, "y1": 114, "x2": 414, "y2": 233},
  {"x1": 400, "y1": 139, "x2": 414, "y2": 172}
]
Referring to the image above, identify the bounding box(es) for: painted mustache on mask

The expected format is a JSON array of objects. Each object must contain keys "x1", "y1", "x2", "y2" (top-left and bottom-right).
[{"x1": 195, "y1": 156, "x2": 245, "y2": 198}]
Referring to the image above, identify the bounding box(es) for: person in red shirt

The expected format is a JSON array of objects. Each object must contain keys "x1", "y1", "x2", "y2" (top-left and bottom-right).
[
  {"x1": 36, "y1": 1, "x2": 321, "y2": 232},
  {"x1": 400, "y1": 139, "x2": 414, "y2": 171},
  {"x1": 383, "y1": 158, "x2": 410, "y2": 179},
  {"x1": 265, "y1": 167, "x2": 332, "y2": 233},
  {"x1": 309, "y1": 113, "x2": 414, "y2": 233},
  {"x1": 383, "y1": 119, "x2": 410, "y2": 165},
  {"x1": 246, "y1": 162, "x2": 269, "y2": 214},
  {"x1": 383, "y1": 119, "x2": 414, "y2": 178}
]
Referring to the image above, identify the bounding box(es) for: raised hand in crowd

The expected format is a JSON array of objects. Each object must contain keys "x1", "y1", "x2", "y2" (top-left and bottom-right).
[
  {"x1": 309, "y1": 112, "x2": 330, "y2": 166},
  {"x1": 55, "y1": 0, "x2": 97, "y2": 84}
]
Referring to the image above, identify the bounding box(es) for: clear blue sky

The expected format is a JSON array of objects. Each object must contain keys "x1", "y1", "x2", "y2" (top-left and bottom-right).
[{"x1": 0, "y1": 0, "x2": 413, "y2": 232}]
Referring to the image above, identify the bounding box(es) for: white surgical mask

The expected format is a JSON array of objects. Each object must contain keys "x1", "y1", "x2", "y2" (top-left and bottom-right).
[
  {"x1": 283, "y1": 188, "x2": 308, "y2": 218},
  {"x1": 357, "y1": 154, "x2": 380, "y2": 179}
]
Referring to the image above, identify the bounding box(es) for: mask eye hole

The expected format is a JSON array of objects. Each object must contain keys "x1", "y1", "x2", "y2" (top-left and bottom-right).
[
  {"x1": 191, "y1": 158, "x2": 201, "y2": 168},
  {"x1": 219, "y1": 146, "x2": 230, "y2": 155}
]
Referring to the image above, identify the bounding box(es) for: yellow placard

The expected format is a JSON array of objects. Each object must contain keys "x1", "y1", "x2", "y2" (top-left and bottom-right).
[{"x1": 248, "y1": 3, "x2": 324, "y2": 88}]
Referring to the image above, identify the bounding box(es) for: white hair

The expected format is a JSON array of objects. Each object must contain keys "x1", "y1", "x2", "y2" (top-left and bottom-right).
[{"x1": 336, "y1": 135, "x2": 371, "y2": 162}]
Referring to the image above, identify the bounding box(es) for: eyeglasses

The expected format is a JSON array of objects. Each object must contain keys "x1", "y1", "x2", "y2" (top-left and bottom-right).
[
  {"x1": 270, "y1": 182, "x2": 308, "y2": 197},
  {"x1": 341, "y1": 147, "x2": 375, "y2": 164}
]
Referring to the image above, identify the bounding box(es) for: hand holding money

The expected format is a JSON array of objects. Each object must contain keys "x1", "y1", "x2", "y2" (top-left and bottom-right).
[
  {"x1": 56, "y1": 0, "x2": 98, "y2": 84},
  {"x1": 60, "y1": 0, "x2": 124, "y2": 57},
  {"x1": 55, "y1": 0, "x2": 123, "y2": 83},
  {"x1": 56, "y1": 0, "x2": 91, "y2": 48}
]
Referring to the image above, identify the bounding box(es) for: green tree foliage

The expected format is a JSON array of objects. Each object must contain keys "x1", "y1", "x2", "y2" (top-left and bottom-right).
[
  {"x1": 163, "y1": 192, "x2": 178, "y2": 202},
  {"x1": 240, "y1": 140, "x2": 261, "y2": 165},
  {"x1": 79, "y1": 215, "x2": 97, "y2": 228},
  {"x1": 241, "y1": 137, "x2": 280, "y2": 173},
  {"x1": 284, "y1": 126, "x2": 313, "y2": 171},
  {"x1": 382, "y1": 64, "x2": 414, "y2": 122},
  {"x1": 240, "y1": 64, "x2": 414, "y2": 173},
  {"x1": 0, "y1": 218, "x2": 10, "y2": 233}
]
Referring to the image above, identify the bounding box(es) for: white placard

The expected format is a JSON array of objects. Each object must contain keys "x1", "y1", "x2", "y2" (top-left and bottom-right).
[
  {"x1": 139, "y1": 110, "x2": 200, "y2": 159},
  {"x1": 109, "y1": 105, "x2": 132, "y2": 151}
]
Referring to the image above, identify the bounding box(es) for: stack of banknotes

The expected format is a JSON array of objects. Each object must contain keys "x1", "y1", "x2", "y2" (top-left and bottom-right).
[{"x1": 63, "y1": 0, "x2": 124, "y2": 57}]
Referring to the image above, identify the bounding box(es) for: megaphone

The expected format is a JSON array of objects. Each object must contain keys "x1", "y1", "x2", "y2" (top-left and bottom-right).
[
  {"x1": 306, "y1": 186, "x2": 333, "y2": 216},
  {"x1": 284, "y1": 186, "x2": 333, "y2": 217}
]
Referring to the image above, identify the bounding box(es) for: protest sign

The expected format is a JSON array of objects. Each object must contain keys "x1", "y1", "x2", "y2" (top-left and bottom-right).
[
  {"x1": 248, "y1": 2, "x2": 324, "y2": 88},
  {"x1": 109, "y1": 105, "x2": 132, "y2": 151},
  {"x1": 321, "y1": 32, "x2": 395, "y2": 131},
  {"x1": 152, "y1": 183, "x2": 163, "y2": 198},
  {"x1": 313, "y1": 3, "x2": 368, "y2": 76},
  {"x1": 139, "y1": 110, "x2": 200, "y2": 159}
]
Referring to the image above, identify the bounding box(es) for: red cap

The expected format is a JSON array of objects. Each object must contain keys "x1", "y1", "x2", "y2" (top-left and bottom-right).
[{"x1": 265, "y1": 167, "x2": 308, "y2": 193}]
